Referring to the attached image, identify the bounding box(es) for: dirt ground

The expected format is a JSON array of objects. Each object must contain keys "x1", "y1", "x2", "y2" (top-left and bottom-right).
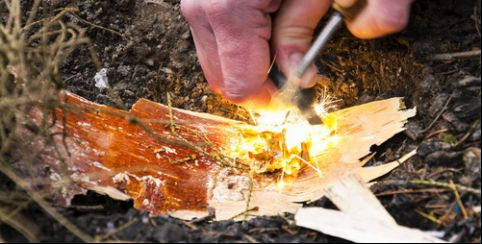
[{"x1": 1, "y1": 0, "x2": 481, "y2": 242}]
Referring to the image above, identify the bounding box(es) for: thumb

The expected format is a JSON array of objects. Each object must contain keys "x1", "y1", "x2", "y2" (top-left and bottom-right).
[
  {"x1": 344, "y1": 0, "x2": 413, "y2": 39},
  {"x1": 272, "y1": 0, "x2": 332, "y2": 88}
]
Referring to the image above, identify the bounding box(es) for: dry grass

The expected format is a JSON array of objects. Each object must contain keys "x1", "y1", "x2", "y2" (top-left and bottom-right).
[{"x1": 0, "y1": 0, "x2": 97, "y2": 241}]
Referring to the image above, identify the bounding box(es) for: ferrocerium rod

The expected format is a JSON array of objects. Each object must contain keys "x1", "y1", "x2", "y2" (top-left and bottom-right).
[{"x1": 294, "y1": 12, "x2": 344, "y2": 79}]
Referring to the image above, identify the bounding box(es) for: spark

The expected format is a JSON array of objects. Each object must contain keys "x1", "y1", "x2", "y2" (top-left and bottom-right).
[
  {"x1": 230, "y1": 94, "x2": 340, "y2": 189},
  {"x1": 289, "y1": 154, "x2": 323, "y2": 177}
]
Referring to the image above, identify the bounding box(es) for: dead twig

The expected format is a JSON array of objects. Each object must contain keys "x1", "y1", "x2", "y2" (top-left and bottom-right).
[
  {"x1": 421, "y1": 93, "x2": 454, "y2": 134},
  {"x1": 449, "y1": 180, "x2": 469, "y2": 219},
  {"x1": 244, "y1": 176, "x2": 254, "y2": 220},
  {"x1": 415, "y1": 209, "x2": 444, "y2": 226},
  {"x1": 229, "y1": 207, "x2": 259, "y2": 220},
  {"x1": 410, "y1": 180, "x2": 481, "y2": 195},
  {"x1": 472, "y1": 6, "x2": 481, "y2": 37},
  {"x1": 67, "y1": 204, "x2": 104, "y2": 211},
  {"x1": 164, "y1": 92, "x2": 243, "y2": 169},
  {"x1": 69, "y1": 13, "x2": 124, "y2": 38},
  {"x1": 94, "y1": 218, "x2": 138, "y2": 242},
  {"x1": 243, "y1": 234, "x2": 259, "y2": 243},
  {"x1": 189, "y1": 208, "x2": 215, "y2": 224},
  {"x1": 426, "y1": 128, "x2": 448, "y2": 139},
  {"x1": 375, "y1": 188, "x2": 449, "y2": 197},
  {"x1": 0, "y1": 208, "x2": 39, "y2": 243},
  {"x1": 430, "y1": 49, "x2": 481, "y2": 61},
  {"x1": 0, "y1": 165, "x2": 93, "y2": 243},
  {"x1": 453, "y1": 120, "x2": 480, "y2": 148},
  {"x1": 171, "y1": 155, "x2": 196, "y2": 165}
]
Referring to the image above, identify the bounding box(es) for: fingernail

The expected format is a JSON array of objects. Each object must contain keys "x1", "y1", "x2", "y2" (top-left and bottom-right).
[{"x1": 288, "y1": 52, "x2": 304, "y2": 72}]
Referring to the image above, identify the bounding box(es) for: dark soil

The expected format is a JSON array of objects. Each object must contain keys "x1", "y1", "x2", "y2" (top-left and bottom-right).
[{"x1": 1, "y1": 0, "x2": 481, "y2": 242}]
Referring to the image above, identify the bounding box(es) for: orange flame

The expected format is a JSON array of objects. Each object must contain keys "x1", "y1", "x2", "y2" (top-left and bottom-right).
[{"x1": 228, "y1": 96, "x2": 340, "y2": 190}]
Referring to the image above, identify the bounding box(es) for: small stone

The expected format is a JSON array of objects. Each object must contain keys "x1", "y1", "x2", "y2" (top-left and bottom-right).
[
  {"x1": 463, "y1": 147, "x2": 481, "y2": 184},
  {"x1": 106, "y1": 222, "x2": 115, "y2": 232},
  {"x1": 470, "y1": 124, "x2": 481, "y2": 141},
  {"x1": 181, "y1": 31, "x2": 191, "y2": 39},
  {"x1": 141, "y1": 215, "x2": 149, "y2": 224},
  {"x1": 94, "y1": 68, "x2": 109, "y2": 90},
  {"x1": 425, "y1": 151, "x2": 462, "y2": 165},
  {"x1": 145, "y1": 58, "x2": 155, "y2": 67},
  {"x1": 124, "y1": 89, "x2": 135, "y2": 97},
  {"x1": 405, "y1": 121, "x2": 423, "y2": 140}
]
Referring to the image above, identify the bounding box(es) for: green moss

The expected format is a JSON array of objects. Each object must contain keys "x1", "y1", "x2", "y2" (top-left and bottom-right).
[{"x1": 442, "y1": 133, "x2": 457, "y2": 145}]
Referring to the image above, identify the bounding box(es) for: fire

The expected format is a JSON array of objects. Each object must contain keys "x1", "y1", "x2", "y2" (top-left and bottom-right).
[{"x1": 227, "y1": 97, "x2": 340, "y2": 190}]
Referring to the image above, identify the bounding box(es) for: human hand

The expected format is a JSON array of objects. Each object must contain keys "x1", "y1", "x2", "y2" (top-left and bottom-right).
[{"x1": 181, "y1": 0, "x2": 413, "y2": 108}]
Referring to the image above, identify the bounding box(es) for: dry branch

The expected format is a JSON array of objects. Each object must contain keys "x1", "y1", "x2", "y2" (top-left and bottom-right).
[
  {"x1": 430, "y1": 49, "x2": 481, "y2": 61},
  {"x1": 1, "y1": 2, "x2": 98, "y2": 241}
]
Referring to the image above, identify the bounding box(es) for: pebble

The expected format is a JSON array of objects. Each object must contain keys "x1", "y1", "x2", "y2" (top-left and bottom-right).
[
  {"x1": 124, "y1": 89, "x2": 135, "y2": 97},
  {"x1": 463, "y1": 147, "x2": 481, "y2": 180},
  {"x1": 405, "y1": 121, "x2": 423, "y2": 140},
  {"x1": 145, "y1": 58, "x2": 155, "y2": 67},
  {"x1": 470, "y1": 124, "x2": 481, "y2": 141},
  {"x1": 425, "y1": 151, "x2": 462, "y2": 165}
]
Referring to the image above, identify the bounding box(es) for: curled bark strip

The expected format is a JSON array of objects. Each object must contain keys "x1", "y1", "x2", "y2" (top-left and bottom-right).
[{"x1": 24, "y1": 91, "x2": 416, "y2": 220}]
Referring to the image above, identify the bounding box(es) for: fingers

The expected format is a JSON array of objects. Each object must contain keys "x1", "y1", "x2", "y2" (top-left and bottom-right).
[
  {"x1": 182, "y1": 0, "x2": 413, "y2": 109},
  {"x1": 180, "y1": 0, "x2": 223, "y2": 93},
  {"x1": 343, "y1": 0, "x2": 413, "y2": 39},
  {"x1": 206, "y1": 0, "x2": 280, "y2": 104},
  {"x1": 181, "y1": 0, "x2": 282, "y2": 107},
  {"x1": 237, "y1": 81, "x2": 278, "y2": 110},
  {"x1": 272, "y1": 0, "x2": 332, "y2": 88}
]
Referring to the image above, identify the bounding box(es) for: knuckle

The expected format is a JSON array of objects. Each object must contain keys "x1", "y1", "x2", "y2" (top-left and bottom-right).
[
  {"x1": 180, "y1": 0, "x2": 203, "y2": 23},
  {"x1": 206, "y1": 0, "x2": 236, "y2": 20}
]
